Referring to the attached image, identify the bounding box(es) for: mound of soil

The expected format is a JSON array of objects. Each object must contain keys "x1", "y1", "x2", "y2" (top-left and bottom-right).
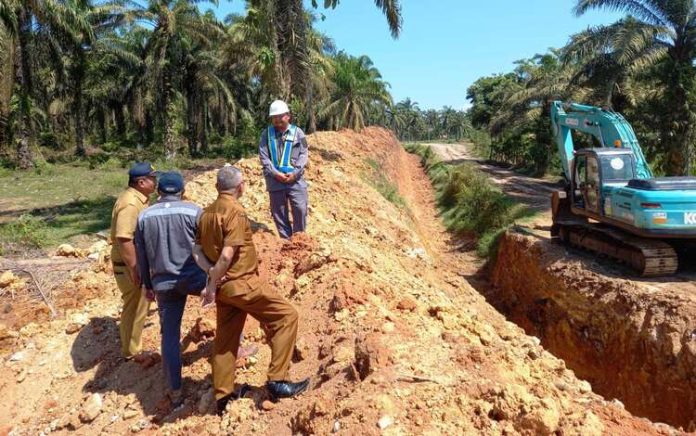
[{"x1": 0, "y1": 128, "x2": 671, "y2": 435}]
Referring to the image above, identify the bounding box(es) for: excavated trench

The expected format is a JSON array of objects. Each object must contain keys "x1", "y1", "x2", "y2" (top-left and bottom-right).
[{"x1": 482, "y1": 231, "x2": 696, "y2": 430}]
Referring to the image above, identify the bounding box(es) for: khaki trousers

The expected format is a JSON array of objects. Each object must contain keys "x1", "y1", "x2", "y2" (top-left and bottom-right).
[
  {"x1": 213, "y1": 275, "x2": 298, "y2": 400},
  {"x1": 114, "y1": 267, "x2": 150, "y2": 357}
]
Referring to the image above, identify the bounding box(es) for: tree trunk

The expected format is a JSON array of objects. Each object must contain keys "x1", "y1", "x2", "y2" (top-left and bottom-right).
[
  {"x1": 306, "y1": 87, "x2": 317, "y2": 133},
  {"x1": 198, "y1": 103, "x2": 208, "y2": 153},
  {"x1": 73, "y1": 52, "x2": 86, "y2": 156},
  {"x1": 144, "y1": 111, "x2": 154, "y2": 146},
  {"x1": 266, "y1": 1, "x2": 290, "y2": 98},
  {"x1": 16, "y1": 9, "x2": 34, "y2": 169},
  {"x1": 111, "y1": 102, "x2": 126, "y2": 138},
  {"x1": 164, "y1": 114, "x2": 176, "y2": 159},
  {"x1": 97, "y1": 107, "x2": 107, "y2": 144},
  {"x1": 662, "y1": 53, "x2": 695, "y2": 176},
  {"x1": 164, "y1": 97, "x2": 177, "y2": 159},
  {"x1": 0, "y1": 29, "x2": 14, "y2": 149},
  {"x1": 185, "y1": 86, "x2": 197, "y2": 156}
]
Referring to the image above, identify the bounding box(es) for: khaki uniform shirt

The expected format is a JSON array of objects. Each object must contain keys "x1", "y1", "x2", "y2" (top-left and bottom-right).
[
  {"x1": 196, "y1": 193, "x2": 259, "y2": 294},
  {"x1": 110, "y1": 187, "x2": 149, "y2": 264}
]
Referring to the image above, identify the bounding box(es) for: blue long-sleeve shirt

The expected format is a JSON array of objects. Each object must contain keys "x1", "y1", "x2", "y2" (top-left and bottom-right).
[{"x1": 259, "y1": 125, "x2": 309, "y2": 192}]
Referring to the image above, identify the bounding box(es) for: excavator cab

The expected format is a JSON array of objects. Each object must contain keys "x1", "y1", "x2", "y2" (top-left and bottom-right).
[{"x1": 571, "y1": 149, "x2": 636, "y2": 215}]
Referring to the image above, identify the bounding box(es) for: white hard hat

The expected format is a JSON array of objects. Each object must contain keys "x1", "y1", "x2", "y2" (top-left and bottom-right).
[{"x1": 269, "y1": 100, "x2": 290, "y2": 117}]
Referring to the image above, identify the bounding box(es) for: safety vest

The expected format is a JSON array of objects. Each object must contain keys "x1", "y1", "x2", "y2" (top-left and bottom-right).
[{"x1": 267, "y1": 125, "x2": 297, "y2": 174}]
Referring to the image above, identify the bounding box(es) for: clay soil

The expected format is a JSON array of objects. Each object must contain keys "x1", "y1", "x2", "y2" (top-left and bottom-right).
[
  {"x1": 427, "y1": 142, "x2": 696, "y2": 431},
  {"x1": 0, "y1": 131, "x2": 682, "y2": 435}
]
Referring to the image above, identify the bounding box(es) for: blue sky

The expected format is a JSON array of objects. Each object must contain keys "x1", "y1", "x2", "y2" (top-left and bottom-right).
[{"x1": 205, "y1": 1, "x2": 624, "y2": 110}]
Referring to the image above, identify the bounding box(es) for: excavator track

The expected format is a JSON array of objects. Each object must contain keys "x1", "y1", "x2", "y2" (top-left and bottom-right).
[{"x1": 557, "y1": 223, "x2": 678, "y2": 277}]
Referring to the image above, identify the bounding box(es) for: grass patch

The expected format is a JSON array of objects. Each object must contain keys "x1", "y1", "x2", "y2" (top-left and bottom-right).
[
  {"x1": 0, "y1": 163, "x2": 128, "y2": 253},
  {"x1": 405, "y1": 143, "x2": 535, "y2": 257},
  {"x1": 0, "y1": 215, "x2": 52, "y2": 255},
  {"x1": 0, "y1": 155, "x2": 238, "y2": 254},
  {"x1": 363, "y1": 158, "x2": 407, "y2": 209}
]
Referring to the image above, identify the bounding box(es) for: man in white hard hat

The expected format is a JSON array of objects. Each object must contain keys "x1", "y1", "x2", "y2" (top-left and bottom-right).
[{"x1": 258, "y1": 100, "x2": 309, "y2": 239}]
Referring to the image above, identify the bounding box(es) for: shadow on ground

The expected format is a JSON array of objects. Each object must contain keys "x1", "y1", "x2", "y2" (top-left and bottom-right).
[{"x1": 70, "y1": 316, "x2": 215, "y2": 422}]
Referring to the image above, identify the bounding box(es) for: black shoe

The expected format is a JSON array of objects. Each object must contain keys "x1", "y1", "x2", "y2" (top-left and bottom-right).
[
  {"x1": 216, "y1": 384, "x2": 251, "y2": 416},
  {"x1": 266, "y1": 378, "x2": 310, "y2": 401}
]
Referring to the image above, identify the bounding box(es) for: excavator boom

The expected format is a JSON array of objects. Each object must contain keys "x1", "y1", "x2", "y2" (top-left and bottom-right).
[{"x1": 550, "y1": 101, "x2": 652, "y2": 180}]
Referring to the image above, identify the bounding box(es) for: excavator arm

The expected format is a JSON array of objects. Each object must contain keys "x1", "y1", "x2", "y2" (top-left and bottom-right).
[{"x1": 550, "y1": 101, "x2": 652, "y2": 180}]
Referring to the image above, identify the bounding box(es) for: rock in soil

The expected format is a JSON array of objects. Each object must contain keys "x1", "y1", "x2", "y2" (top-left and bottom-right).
[
  {"x1": 65, "y1": 323, "x2": 83, "y2": 334},
  {"x1": 189, "y1": 317, "x2": 216, "y2": 342},
  {"x1": 261, "y1": 400, "x2": 275, "y2": 411},
  {"x1": 79, "y1": 393, "x2": 103, "y2": 423}
]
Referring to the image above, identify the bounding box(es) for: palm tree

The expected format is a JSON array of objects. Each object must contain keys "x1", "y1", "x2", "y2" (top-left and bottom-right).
[
  {"x1": 140, "y1": 0, "x2": 226, "y2": 158},
  {"x1": 575, "y1": 0, "x2": 696, "y2": 174},
  {"x1": 303, "y1": 20, "x2": 335, "y2": 132},
  {"x1": 393, "y1": 98, "x2": 420, "y2": 139},
  {"x1": 319, "y1": 53, "x2": 392, "y2": 130},
  {"x1": 315, "y1": 0, "x2": 403, "y2": 38},
  {"x1": 440, "y1": 106, "x2": 458, "y2": 138},
  {"x1": 182, "y1": 25, "x2": 236, "y2": 155},
  {"x1": 423, "y1": 109, "x2": 440, "y2": 140},
  {"x1": 562, "y1": 18, "x2": 663, "y2": 110},
  {"x1": 489, "y1": 51, "x2": 577, "y2": 175},
  {"x1": 10, "y1": 0, "x2": 35, "y2": 168},
  {"x1": 53, "y1": 0, "x2": 114, "y2": 156},
  {"x1": 2, "y1": 0, "x2": 89, "y2": 167},
  {"x1": 0, "y1": 19, "x2": 14, "y2": 148}
]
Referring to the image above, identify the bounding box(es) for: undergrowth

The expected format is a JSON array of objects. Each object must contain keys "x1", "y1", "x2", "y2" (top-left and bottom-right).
[
  {"x1": 0, "y1": 215, "x2": 52, "y2": 255},
  {"x1": 405, "y1": 143, "x2": 534, "y2": 257},
  {"x1": 363, "y1": 158, "x2": 407, "y2": 209}
]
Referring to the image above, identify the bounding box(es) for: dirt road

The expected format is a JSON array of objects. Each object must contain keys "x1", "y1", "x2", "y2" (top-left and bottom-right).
[
  {"x1": 424, "y1": 142, "x2": 559, "y2": 213},
  {"x1": 426, "y1": 141, "x2": 696, "y2": 429}
]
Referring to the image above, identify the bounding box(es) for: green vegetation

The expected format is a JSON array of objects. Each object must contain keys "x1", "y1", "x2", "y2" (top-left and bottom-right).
[
  {"x1": 388, "y1": 99, "x2": 471, "y2": 143},
  {"x1": 0, "y1": 0, "x2": 403, "y2": 169},
  {"x1": 0, "y1": 215, "x2": 52, "y2": 254},
  {"x1": 464, "y1": 0, "x2": 696, "y2": 178},
  {"x1": 0, "y1": 153, "x2": 232, "y2": 254},
  {"x1": 0, "y1": 163, "x2": 125, "y2": 253},
  {"x1": 363, "y1": 158, "x2": 407, "y2": 209},
  {"x1": 405, "y1": 144, "x2": 534, "y2": 257}
]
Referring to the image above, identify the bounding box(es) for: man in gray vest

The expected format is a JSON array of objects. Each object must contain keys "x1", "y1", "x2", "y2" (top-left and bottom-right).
[{"x1": 258, "y1": 100, "x2": 309, "y2": 239}]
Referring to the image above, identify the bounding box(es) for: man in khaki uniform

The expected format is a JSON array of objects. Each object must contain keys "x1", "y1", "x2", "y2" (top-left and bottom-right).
[
  {"x1": 193, "y1": 165, "x2": 308, "y2": 414},
  {"x1": 111, "y1": 162, "x2": 158, "y2": 358}
]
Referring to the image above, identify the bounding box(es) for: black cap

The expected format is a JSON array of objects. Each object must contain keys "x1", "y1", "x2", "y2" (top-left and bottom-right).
[
  {"x1": 128, "y1": 162, "x2": 159, "y2": 179},
  {"x1": 158, "y1": 171, "x2": 185, "y2": 194}
]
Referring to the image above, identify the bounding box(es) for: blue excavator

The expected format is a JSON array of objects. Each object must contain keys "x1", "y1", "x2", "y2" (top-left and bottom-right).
[{"x1": 550, "y1": 101, "x2": 696, "y2": 276}]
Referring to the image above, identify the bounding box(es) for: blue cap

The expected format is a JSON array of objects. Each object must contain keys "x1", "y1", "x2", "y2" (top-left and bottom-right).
[
  {"x1": 158, "y1": 171, "x2": 185, "y2": 194},
  {"x1": 128, "y1": 162, "x2": 158, "y2": 179}
]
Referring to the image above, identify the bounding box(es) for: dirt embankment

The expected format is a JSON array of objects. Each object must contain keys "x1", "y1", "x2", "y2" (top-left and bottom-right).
[
  {"x1": 488, "y1": 232, "x2": 696, "y2": 430},
  {"x1": 426, "y1": 142, "x2": 696, "y2": 431},
  {"x1": 433, "y1": 144, "x2": 696, "y2": 431},
  {"x1": 0, "y1": 130, "x2": 677, "y2": 435}
]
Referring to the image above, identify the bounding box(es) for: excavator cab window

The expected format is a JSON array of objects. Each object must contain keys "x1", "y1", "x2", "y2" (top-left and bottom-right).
[
  {"x1": 573, "y1": 156, "x2": 587, "y2": 208},
  {"x1": 600, "y1": 154, "x2": 634, "y2": 181},
  {"x1": 585, "y1": 156, "x2": 600, "y2": 212},
  {"x1": 573, "y1": 154, "x2": 601, "y2": 213}
]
